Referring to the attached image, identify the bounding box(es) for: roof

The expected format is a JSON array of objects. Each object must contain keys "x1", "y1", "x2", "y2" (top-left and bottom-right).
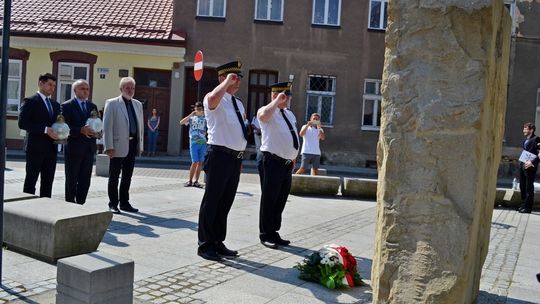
[{"x1": 0, "y1": 0, "x2": 185, "y2": 44}]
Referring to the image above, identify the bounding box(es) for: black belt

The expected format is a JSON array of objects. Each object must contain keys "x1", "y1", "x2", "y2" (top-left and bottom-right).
[
  {"x1": 263, "y1": 151, "x2": 293, "y2": 165},
  {"x1": 208, "y1": 145, "x2": 244, "y2": 159}
]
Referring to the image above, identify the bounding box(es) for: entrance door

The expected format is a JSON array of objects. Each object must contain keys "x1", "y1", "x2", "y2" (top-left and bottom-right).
[
  {"x1": 182, "y1": 67, "x2": 218, "y2": 149},
  {"x1": 247, "y1": 70, "x2": 278, "y2": 119},
  {"x1": 134, "y1": 68, "x2": 171, "y2": 153}
]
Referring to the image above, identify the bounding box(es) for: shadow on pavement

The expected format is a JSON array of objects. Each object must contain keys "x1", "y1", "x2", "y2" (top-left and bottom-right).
[{"x1": 1, "y1": 285, "x2": 40, "y2": 304}]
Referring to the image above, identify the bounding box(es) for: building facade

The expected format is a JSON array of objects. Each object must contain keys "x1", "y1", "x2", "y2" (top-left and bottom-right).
[{"x1": 173, "y1": 0, "x2": 387, "y2": 165}]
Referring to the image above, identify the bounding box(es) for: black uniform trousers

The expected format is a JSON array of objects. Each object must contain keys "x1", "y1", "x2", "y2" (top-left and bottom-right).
[
  {"x1": 259, "y1": 152, "x2": 293, "y2": 242},
  {"x1": 519, "y1": 164, "x2": 537, "y2": 211},
  {"x1": 24, "y1": 146, "x2": 57, "y2": 198},
  {"x1": 64, "y1": 146, "x2": 94, "y2": 204},
  {"x1": 108, "y1": 138, "x2": 137, "y2": 208},
  {"x1": 198, "y1": 148, "x2": 242, "y2": 252}
]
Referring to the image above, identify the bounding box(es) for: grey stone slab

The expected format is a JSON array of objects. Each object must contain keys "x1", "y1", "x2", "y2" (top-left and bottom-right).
[
  {"x1": 4, "y1": 198, "x2": 112, "y2": 262},
  {"x1": 290, "y1": 175, "x2": 341, "y2": 196},
  {"x1": 342, "y1": 178, "x2": 377, "y2": 199}
]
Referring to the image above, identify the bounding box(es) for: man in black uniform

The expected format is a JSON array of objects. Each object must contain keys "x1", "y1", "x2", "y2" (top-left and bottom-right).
[
  {"x1": 197, "y1": 61, "x2": 248, "y2": 261},
  {"x1": 257, "y1": 82, "x2": 299, "y2": 249},
  {"x1": 519, "y1": 122, "x2": 540, "y2": 213}
]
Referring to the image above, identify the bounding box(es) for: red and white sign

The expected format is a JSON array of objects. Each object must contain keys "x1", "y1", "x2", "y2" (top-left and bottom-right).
[{"x1": 194, "y1": 50, "x2": 204, "y2": 81}]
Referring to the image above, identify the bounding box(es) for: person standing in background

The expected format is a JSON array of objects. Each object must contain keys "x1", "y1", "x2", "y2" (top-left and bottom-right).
[
  {"x1": 295, "y1": 113, "x2": 326, "y2": 175},
  {"x1": 180, "y1": 101, "x2": 207, "y2": 188},
  {"x1": 18, "y1": 73, "x2": 60, "y2": 197},
  {"x1": 147, "y1": 108, "x2": 160, "y2": 157},
  {"x1": 518, "y1": 122, "x2": 540, "y2": 214},
  {"x1": 61, "y1": 79, "x2": 98, "y2": 204}
]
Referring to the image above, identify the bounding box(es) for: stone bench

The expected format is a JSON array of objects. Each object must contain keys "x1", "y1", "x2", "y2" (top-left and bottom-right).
[
  {"x1": 3, "y1": 198, "x2": 112, "y2": 262},
  {"x1": 494, "y1": 188, "x2": 540, "y2": 208},
  {"x1": 290, "y1": 175, "x2": 341, "y2": 196},
  {"x1": 342, "y1": 178, "x2": 377, "y2": 199},
  {"x1": 57, "y1": 252, "x2": 134, "y2": 304},
  {"x1": 95, "y1": 153, "x2": 110, "y2": 177}
]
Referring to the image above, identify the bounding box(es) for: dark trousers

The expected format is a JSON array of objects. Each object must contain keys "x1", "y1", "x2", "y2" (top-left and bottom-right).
[
  {"x1": 23, "y1": 149, "x2": 57, "y2": 198},
  {"x1": 65, "y1": 149, "x2": 94, "y2": 204},
  {"x1": 108, "y1": 139, "x2": 137, "y2": 207},
  {"x1": 520, "y1": 165, "x2": 537, "y2": 211},
  {"x1": 198, "y1": 149, "x2": 242, "y2": 251},
  {"x1": 259, "y1": 152, "x2": 292, "y2": 241}
]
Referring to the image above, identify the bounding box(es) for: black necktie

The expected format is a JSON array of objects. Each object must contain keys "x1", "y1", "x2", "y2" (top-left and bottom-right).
[
  {"x1": 81, "y1": 101, "x2": 87, "y2": 113},
  {"x1": 280, "y1": 109, "x2": 299, "y2": 149},
  {"x1": 231, "y1": 96, "x2": 248, "y2": 141},
  {"x1": 45, "y1": 97, "x2": 53, "y2": 118}
]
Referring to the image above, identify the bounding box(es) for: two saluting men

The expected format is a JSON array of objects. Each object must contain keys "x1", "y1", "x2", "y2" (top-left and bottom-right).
[{"x1": 197, "y1": 60, "x2": 299, "y2": 261}]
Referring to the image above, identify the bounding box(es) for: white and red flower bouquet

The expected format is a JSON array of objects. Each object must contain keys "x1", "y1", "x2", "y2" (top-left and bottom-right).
[{"x1": 294, "y1": 244, "x2": 364, "y2": 289}]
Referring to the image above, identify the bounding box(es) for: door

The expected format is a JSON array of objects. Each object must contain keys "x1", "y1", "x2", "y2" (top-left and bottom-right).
[
  {"x1": 182, "y1": 67, "x2": 219, "y2": 150},
  {"x1": 134, "y1": 68, "x2": 171, "y2": 153}
]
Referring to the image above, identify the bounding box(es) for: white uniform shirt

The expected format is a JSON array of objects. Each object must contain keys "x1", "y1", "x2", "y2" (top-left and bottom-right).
[
  {"x1": 204, "y1": 92, "x2": 247, "y2": 151},
  {"x1": 300, "y1": 126, "x2": 322, "y2": 155},
  {"x1": 259, "y1": 107, "x2": 299, "y2": 160}
]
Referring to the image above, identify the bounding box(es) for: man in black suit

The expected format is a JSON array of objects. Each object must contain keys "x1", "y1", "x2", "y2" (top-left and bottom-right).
[
  {"x1": 18, "y1": 73, "x2": 60, "y2": 197},
  {"x1": 61, "y1": 79, "x2": 98, "y2": 204},
  {"x1": 519, "y1": 122, "x2": 540, "y2": 213}
]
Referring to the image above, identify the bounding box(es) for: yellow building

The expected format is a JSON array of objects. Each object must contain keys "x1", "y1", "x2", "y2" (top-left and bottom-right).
[{"x1": 3, "y1": 0, "x2": 186, "y2": 154}]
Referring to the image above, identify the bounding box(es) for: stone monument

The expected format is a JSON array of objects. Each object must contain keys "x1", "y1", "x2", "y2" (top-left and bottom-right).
[{"x1": 372, "y1": 1, "x2": 511, "y2": 303}]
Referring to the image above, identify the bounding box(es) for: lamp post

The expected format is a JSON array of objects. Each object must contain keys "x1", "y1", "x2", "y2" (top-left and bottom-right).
[{"x1": 0, "y1": 0, "x2": 13, "y2": 284}]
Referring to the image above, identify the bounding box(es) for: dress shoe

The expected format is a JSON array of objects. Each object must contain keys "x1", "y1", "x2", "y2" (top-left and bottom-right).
[
  {"x1": 260, "y1": 239, "x2": 278, "y2": 249},
  {"x1": 216, "y1": 244, "x2": 238, "y2": 257},
  {"x1": 108, "y1": 204, "x2": 121, "y2": 214},
  {"x1": 197, "y1": 249, "x2": 222, "y2": 261},
  {"x1": 120, "y1": 204, "x2": 139, "y2": 213},
  {"x1": 518, "y1": 208, "x2": 532, "y2": 214},
  {"x1": 275, "y1": 237, "x2": 291, "y2": 246}
]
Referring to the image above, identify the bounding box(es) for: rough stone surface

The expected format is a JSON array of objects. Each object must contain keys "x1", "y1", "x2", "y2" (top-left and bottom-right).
[
  {"x1": 342, "y1": 178, "x2": 377, "y2": 199},
  {"x1": 290, "y1": 175, "x2": 341, "y2": 196},
  {"x1": 3, "y1": 198, "x2": 112, "y2": 262},
  {"x1": 372, "y1": 1, "x2": 511, "y2": 303},
  {"x1": 95, "y1": 154, "x2": 110, "y2": 177},
  {"x1": 57, "y1": 252, "x2": 134, "y2": 304}
]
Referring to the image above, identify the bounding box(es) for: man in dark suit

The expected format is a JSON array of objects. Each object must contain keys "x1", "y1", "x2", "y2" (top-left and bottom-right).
[
  {"x1": 519, "y1": 122, "x2": 540, "y2": 213},
  {"x1": 102, "y1": 77, "x2": 143, "y2": 214},
  {"x1": 61, "y1": 79, "x2": 98, "y2": 204},
  {"x1": 18, "y1": 73, "x2": 60, "y2": 197}
]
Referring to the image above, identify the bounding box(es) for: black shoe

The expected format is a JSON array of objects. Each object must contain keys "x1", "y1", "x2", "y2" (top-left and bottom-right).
[
  {"x1": 260, "y1": 239, "x2": 278, "y2": 249},
  {"x1": 197, "y1": 249, "x2": 222, "y2": 261},
  {"x1": 518, "y1": 208, "x2": 532, "y2": 214},
  {"x1": 120, "y1": 204, "x2": 139, "y2": 213},
  {"x1": 275, "y1": 237, "x2": 291, "y2": 246},
  {"x1": 108, "y1": 204, "x2": 121, "y2": 214},
  {"x1": 216, "y1": 244, "x2": 238, "y2": 257}
]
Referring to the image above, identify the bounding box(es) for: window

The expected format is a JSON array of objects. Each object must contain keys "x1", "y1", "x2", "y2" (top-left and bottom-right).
[
  {"x1": 255, "y1": 0, "x2": 283, "y2": 21},
  {"x1": 57, "y1": 63, "x2": 89, "y2": 102},
  {"x1": 306, "y1": 75, "x2": 336, "y2": 125},
  {"x1": 362, "y1": 79, "x2": 382, "y2": 130},
  {"x1": 504, "y1": 0, "x2": 516, "y2": 35},
  {"x1": 368, "y1": 0, "x2": 388, "y2": 30},
  {"x1": 312, "y1": 0, "x2": 341, "y2": 26},
  {"x1": 197, "y1": 0, "x2": 226, "y2": 18},
  {"x1": 0, "y1": 60, "x2": 23, "y2": 114}
]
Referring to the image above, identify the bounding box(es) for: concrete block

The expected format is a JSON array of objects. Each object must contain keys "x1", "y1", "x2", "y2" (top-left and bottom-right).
[
  {"x1": 57, "y1": 251, "x2": 134, "y2": 304},
  {"x1": 342, "y1": 178, "x2": 377, "y2": 199},
  {"x1": 95, "y1": 154, "x2": 109, "y2": 177},
  {"x1": 3, "y1": 198, "x2": 112, "y2": 262},
  {"x1": 494, "y1": 188, "x2": 540, "y2": 208},
  {"x1": 317, "y1": 168, "x2": 327, "y2": 176},
  {"x1": 290, "y1": 175, "x2": 341, "y2": 196}
]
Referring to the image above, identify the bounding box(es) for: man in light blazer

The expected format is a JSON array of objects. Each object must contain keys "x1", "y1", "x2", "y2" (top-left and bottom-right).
[
  {"x1": 18, "y1": 73, "x2": 60, "y2": 198},
  {"x1": 103, "y1": 77, "x2": 143, "y2": 214}
]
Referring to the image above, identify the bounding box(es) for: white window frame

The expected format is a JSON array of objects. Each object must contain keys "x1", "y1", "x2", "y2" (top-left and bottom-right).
[
  {"x1": 368, "y1": 0, "x2": 388, "y2": 30},
  {"x1": 306, "y1": 75, "x2": 336, "y2": 126},
  {"x1": 56, "y1": 62, "x2": 90, "y2": 102},
  {"x1": 197, "y1": 0, "x2": 227, "y2": 18},
  {"x1": 254, "y1": 0, "x2": 284, "y2": 21},
  {"x1": 312, "y1": 0, "x2": 341, "y2": 26},
  {"x1": 362, "y1": 79, "x2": 382, "y2": 131},
  {"x1": 504, "y1": 0, "x2": 517, "y2": 36},
  {"x1": 5, "y1": 59, "x2": 22, "y2": 115}
]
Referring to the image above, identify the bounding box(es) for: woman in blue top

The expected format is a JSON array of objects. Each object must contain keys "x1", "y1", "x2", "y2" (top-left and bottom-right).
[
  {"x1": 147, "y1": 108, "x2": 160, "y2": 156},
  {"x1": 180, "y1": 102, "x2": 207, "y2": 187}
]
